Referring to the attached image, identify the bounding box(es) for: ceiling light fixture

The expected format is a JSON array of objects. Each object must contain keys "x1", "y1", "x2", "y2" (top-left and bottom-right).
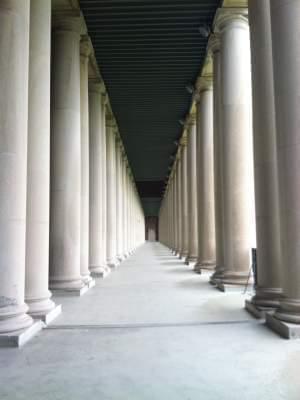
[
  {"x1": 185, "y1": 84, "x2": 194, "y2": 94},
  {"x1": 198, "y1": 24, "x2": 211, "y2": 38}
]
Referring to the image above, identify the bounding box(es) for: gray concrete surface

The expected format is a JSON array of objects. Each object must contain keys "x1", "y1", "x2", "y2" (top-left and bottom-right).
[{"x1": 1, "y1": 242, "x2": 300, "y2": 399}]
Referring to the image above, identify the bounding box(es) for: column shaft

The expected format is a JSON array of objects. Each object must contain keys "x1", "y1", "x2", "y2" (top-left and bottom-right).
[
  {"x1": 115, "y1": 140, "x2": 124, "y2": 261},
  {"x1": 25, "y1": 0, "x2": 56, "y2": 316},
  {"x1": 209, "y1": 36, "x2": 225, "y2": 284},
  {"x1": 248, "y1": 0, "x2": 282, "y2": 309},
  {"x1": 80, "y1": 37, "x2": 92, "y2": 284},
  {"x1": 106, "y1": 119, "x2": 119, "y2": 267},
  {"x1": 268, "y1": 0, "x2": 300, "y2": 324},
  {"x1": 176, "y1": 160, "x2": 182, "y2": 256},
  {"x1": 186, "y1": 120, "x2": 198, "y2": 264},
  {"x1": 216, "y1": 12, "x2": 255, "y2": 286},
  {"x1": 195, "y1": 84, "x2": 216, "y2": 272},
  {"x1": 180, "y1": 143, "x2": 189, "y2": 258},
  {"x1": 0, "y1": 0, "x2": 33, "y2": 333},
  {"x1": 49, "y1": 16, "x2": 84, "y2": 291},
  {"x1": 88, "y1": 83, "x2": 108, "y2": 277}
]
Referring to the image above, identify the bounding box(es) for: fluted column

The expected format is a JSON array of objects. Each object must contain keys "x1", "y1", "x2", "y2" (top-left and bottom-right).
[
  {"x1": 208, "y1": 35, "x2": 225, "y2": 285},
  {"x1": 80, "y1": 36, "x2": 93, "y2": 285},
  {"x1": 186, "y1": 117, "x2": 198, "y2": 264},
  {"x1": 0, "y1": 0, "x2": 34, "y2": 334},
  {"x1": 195, "y1": 78, "x2": 216, "y2": 273},
  {"x1": 214, "y1": 11, "x2": 255, "y2": 289},
  {"x1": 25, "y1": 0, "x2": 60, "y2": 321},
  {"x1": 266, "y1": 0, "x2": 300, "y2": 337},
  {"x1": 49, "y1": 15, "x2": 85, "y2": 293},
  {"x1": 180, "y1": 140, "x2": 189, "y2": 259},
  {"x1": 106, "y1": 115, "x2": 119, "y2": 268},
  {"x1": 88, "y1": 81, "x2": 109, "y2": 277},
  {"x1": 246, "y1": 0, "x2": 282, "y2": 316}
]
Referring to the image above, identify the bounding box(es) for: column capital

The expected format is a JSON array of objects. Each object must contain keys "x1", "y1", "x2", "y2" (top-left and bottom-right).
[
  {"x1": 80, "y1": 35, "x2": 92, "y2": 59},
  {"x1": 207, "y1": 33, "x2": 220, "y2": 55},
  {"x1": 186, "y1": 112, "x2": 196, "y2": 127},
  {"x1": 214, "y1": 8, "x2": 248, "y2": 33},
  {"x1": 195, "y1": 75, "x2": 213, "y2": 98},
  {"x1": 179, "y1": 133, "x2": 188, "y2": 147},
  {"x1": 106, "y1": 107, "x2": 116, "y2": 128},
  {"x1": 52, "y1": 11, "x2": 82, "y2": 34},
  {"x1": 88, "y1": 78, "x2": 105, "y2": 94}
]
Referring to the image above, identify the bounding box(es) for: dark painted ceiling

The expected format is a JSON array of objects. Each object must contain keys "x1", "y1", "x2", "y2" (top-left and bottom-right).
[{"x1": 80, "y1": 0, "x2": 220, "y2": 215}]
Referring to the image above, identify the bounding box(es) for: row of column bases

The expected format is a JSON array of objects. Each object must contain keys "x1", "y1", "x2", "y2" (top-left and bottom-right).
[
  {"x1": 0, "y1": 1, "x2": 145, "y2": 346},
  {"x1": 159, "y1": 0, "x2": 300, "y2": 339}
]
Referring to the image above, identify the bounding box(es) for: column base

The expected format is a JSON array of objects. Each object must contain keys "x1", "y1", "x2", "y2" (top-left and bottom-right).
[
  {"x1": 216, "y1": 270, "x2": 253, "y2": 291},
  {"x1": 194, "y1": 261, "x2": 216, "y2": 273},
  {"x1": 117, "y1": 254, "x2": 125, "y2": 262},
  {"x1": 249, "y1": 288, "x2": 282, "y2": 309},
  {"x1": 0, "y1": 320, "x2": 44, "y2": 348},
  {"x1": 185, "y1": 255, "x2": 197, "y2": 265},
  {"x1": 266, "y1": 313, "x2": 300, "y2": 339},
  {"x1": 51, "y1": 283, "x2": 91, "y2": 297},
  {"x1": 107, "y1": 258, "x2": 120, "y2": 269},
  {"x1": 193, "y1": 264, "x2": 202, "y2": 274},
  {"x1": 216, "y1": 281, "x2": 252, "y2": 293},
  {"x1": 245, "y1": 300, "x2": 275, "y2": 320},
  {"x1": 209, "y1": 267, "x2": 224, "y2": 285},
  {"x1": 26, "y1": 295, "x2": 57, "y2": 318},
  {"x1": 81, "y1": 274, "x2": 94, "y2": 286},
  {"x1": 90, "y1": 265, "x2": 111, "y2": 279},
  {"x1": 179, "y1": 251, "x2": 188, "y2": 260},
  {"x1": 31, "y1": 304, "x2": 62, "y2": 325}
]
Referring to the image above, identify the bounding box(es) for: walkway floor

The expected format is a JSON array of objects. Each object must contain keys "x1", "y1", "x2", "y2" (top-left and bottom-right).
[{"x1": 1, "y1": 242, "x2": 300, "y2": 399}]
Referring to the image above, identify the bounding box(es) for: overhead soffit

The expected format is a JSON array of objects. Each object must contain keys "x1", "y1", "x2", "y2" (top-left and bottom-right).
[{"x1": 79, "y1": 0, "x2": 221, "y2": 214}]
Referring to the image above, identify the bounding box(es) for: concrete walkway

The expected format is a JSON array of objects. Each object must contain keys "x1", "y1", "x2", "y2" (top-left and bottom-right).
[{"x1": 1, "y1": 242, "x2": 300, "y2": 399}]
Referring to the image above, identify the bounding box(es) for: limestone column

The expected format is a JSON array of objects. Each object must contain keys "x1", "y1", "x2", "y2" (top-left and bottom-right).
[
  {"x1": 176, "y1": 158, "x2": 182, "y2": 257},
  {"x1": 115, "y1": 139, "x2": 124, "y2": 261},
  {"x1": 214, "y1": 11, "x2": 255, "y2": 289},
  {"x1": 208, "y1": 35, "x2": 225, "y2": 285},
  {"x1": 100, "y1": 93, "x2": 108, "y2": 271},
  {"x1": 106, "y1": 115, "x2": 119, "y2": 268},
  {"x1": 186, "y1": 117, "x2": 198, "y2": 264},
  {"x1": 122, "y1": 158, "x2": 128, "y2": 257},
  {"x1": 266, "y1": 0, "x2": 300, "y2": 337},
  {"x1": 49, "y1": 15, "x2": 85, "y2": 293},
  {"x1": 180, "y1": 140, "x2": 189, "y2": 259},
  {"x1": 195, "y1": 78, "x2": 216, "y2": 273},
  {"x1": 173, "y1": 169, "x2": 179, "y2": 254},
  {"x1": 80, "y1": 36, "x2": 94, "y2": 286},
  {"x1": 172, "y1": 177, "x2": 177, "y2": 251},
  {"x1": 124, "y1": 169, "x2": 130, "y2": 255},
  {"x1": 0, "y1": 0, "x2": 33, "y2": 335},
  {"x1": 25, "y1": 0, "x2": 60, "y2": 321},
  {"x1": 246, "y1": 0, "x2": 282, "y2": 316},
  {"x1": 169, "y1": 179, "x2": 175, "y2": 250},
  {"x1": 88, "y1": 81, "x2": 109, "y2": 277}
]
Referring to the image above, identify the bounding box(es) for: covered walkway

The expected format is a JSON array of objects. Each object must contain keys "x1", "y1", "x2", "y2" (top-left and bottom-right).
[{"x1": 0, "y1": 243, "x2": 299, "y2": 399}]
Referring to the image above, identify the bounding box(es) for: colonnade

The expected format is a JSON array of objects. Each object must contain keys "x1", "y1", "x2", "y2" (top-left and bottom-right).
[
  {"x1": 0, "y1": 0, "x2": 144, "y2": 344},
  {"x1": 159, "y1": 0, "x2": 300, "y2": 339}
]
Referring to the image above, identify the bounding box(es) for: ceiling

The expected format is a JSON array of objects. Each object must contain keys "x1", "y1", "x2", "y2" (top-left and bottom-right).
[{"x1": 80, "y1": 0, "x2": 220, "y2": 215}]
